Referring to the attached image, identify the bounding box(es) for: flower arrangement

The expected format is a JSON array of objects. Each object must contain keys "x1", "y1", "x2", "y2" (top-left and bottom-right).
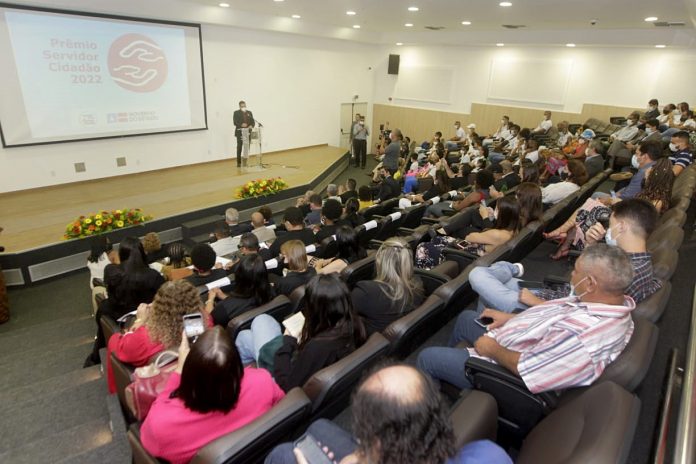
[
  {"x1": 236, "y1": 177, "x2": 288, "y2": 199},
  {"x1": 64, "y1": 208, "x2": 152, "y2": 239}
]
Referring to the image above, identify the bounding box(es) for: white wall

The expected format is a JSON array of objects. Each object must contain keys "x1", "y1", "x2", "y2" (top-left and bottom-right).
[
  {"x1": 0, "y1": 25, "x2": 377, "y2": 193},
  {"x1": 372, "y1": 44, "x2": 696, "y2": 114}
]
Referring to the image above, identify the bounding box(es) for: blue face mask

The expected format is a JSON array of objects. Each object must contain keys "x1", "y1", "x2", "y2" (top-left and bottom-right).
[{"x1": 569, "y1": 276, "x2": 589, "y2": 300}]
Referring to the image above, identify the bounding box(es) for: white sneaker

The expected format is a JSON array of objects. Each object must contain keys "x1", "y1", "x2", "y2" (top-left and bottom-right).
[{"x1": 513, "y1": 263, "x2": 524, "y2": 277}]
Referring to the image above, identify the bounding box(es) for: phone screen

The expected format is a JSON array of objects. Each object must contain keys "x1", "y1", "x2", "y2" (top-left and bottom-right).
[
  {"x1": 183, "y1": 313, "x2": 205, "y2": 342},
  {"x1": 294, "y1": 434, "x2": 333, "y2": 464},
  {"x1": 475, "y1": 316, "x2": 494, "y2": 328}
]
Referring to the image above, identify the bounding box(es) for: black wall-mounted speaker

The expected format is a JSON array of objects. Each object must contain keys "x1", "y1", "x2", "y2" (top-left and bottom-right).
[{"x1": 388, "y1": 54, "x2": 400, "y2": 75}]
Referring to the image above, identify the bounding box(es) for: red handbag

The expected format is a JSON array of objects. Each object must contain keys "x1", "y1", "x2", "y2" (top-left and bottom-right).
[{"x1": 125, "y1": 350, "x2": 178, "y2": 421}]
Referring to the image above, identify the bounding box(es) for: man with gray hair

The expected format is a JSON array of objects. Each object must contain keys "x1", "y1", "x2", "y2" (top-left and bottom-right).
[
  {"x1": 224, "y1": 207, "x2": 251, "y2": 237},
  {"x1": 418, "y1": 244, "x2": 636, "y2": 394},
  {"x1": 325, "y1": 183, "x2": 342, "y2": 204}
]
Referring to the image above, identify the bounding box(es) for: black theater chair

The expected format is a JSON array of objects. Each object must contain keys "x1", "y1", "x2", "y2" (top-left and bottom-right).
[
  {"x1": 632, "y1": 280, "x2": 671, "y2": 323},
  {"x1": 449, "y1": 390, "x2": 499, "y2": 447},
  {"x1": 383, "y1": 294, "x2": 445, "y2": 358},
  {"x1": 650, "y1": 247, "x2": 678, "y2": 282},
  {"x1": 414, "y1": 267, "x2": 451, "y2": 296},
  {"x1": 226, "y1": 295, "x2": 293, "y2": 339},
  {"x1": 316, "y1": 235, "x2": 338, "y2": 259},
  {"x1": 340, "y1": 254, "x2": 376, "y2": 288},
  {"x1": 302, "y1": 333, "x2": 390, "y2": 420},
  {"x1": 110, "y1": 352, "x2": 136, "y2": 424}
]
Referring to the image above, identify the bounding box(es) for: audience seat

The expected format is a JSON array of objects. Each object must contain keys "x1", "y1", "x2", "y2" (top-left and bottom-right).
[
  {"x1": 516, "y1": 381, "x2": 639, "y2": 464},
  {"x1": 99, "y1": 315, "x2": 120, "y2": 345},
  {"x1": 317, "y1": 235, "x2": 338, "y2": 259},
  {"x1": 650, "y1": 247, "x2": 679, "y2": 281},
  {"x1": 383, "y1": 294, "x2": 445, "y2": 358},
  {"x1": 340, "y1": 254, "x2": 376, "y2": 288},
  {"x1": 647, "y1": 226, "x2": 684, "y2": 253},
  {"x1": 450, "y1": 390, "x2": 499, "y2": 447},
  {"x1": 373, "y1": 212, "x2": 406, "y2": 241},
  {"x1": 414, "y1": 268, "x2": 451, "y2": 296},
  {"x1": 226, "y1": 295, "x2": 293, "y2": 339},
  {"x1": 287, "y1": 285, "x2": 306, "y2": 315},
  {"x1": 127, "y1": 387, "x2": 313, "y2": 464},
  {"x1": 633, "y1": 280, "x2": 671, "y2": 323},
  {"x1": 302, "y1": 332, "x2": 390, "y2": 420},
  {"x1": 658, "y1": 208, "x2": 687, "y2": 229},
  {"x1": 399, "y1": 203, "x2": 429, "y2": 229},
  {"x1": 110, "y1": 352, "x2": 137, "y2": 424}
]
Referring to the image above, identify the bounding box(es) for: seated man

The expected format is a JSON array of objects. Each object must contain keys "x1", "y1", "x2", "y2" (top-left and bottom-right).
[
  {"x1": 645, "y1": 99, "x2": 660, "y2": 120},
  {"x1": 609, "y1": 111, "x2": 641, "y2": 143},
  {"x1": 209, "y1": 221, "x2": 240, "y2": 257},
  {"x1": 314, "y1": 199, "x2": 342, "y2": 243},
  {"x1": 418, "y1": 244, "x2": 635, "y2": 393},
  {"x1": 584, "y1": 140, "x2": 605, "y2": 179},
  {"x1": 669, "y1": 131, "x2": 694, "y2": 176},
  {"x1": 325, "y1": 183, "x2": 342, "y2": 204},
  {"x1": 266, "y1": 364, "x2": 511, "y2": 464},
  {"x1": 375, "y1": 166, "x2": 400, "y2": 203},
  {"x1": 595, "y1": 139, "x2": 661, "y2": 201},
  {"x1": 607, "y1": 114, "x2": 656, "y2": 166},
  {"x1": 251, "y1": 211, "x2": 276, "y2": 245},
  {"x1": 224, "y1": 207, "x2": 252, "y2": 237},
  {"x1": 185, "y1": 243, "x2": 227, "y2": 287},
  {"x1": 339, "y1": 178, "x2": 358, "y2": 203},
  {"x1": 531, "y1": 110, "x2": 553, "y2": 134},
  {"x1": 488, "y1": 124, "x2": 520, "y2": 165},
  {"x1": 469, "y1": 198, "x2": 661, "y2": 314},
  {"x1": 446, "y1": 120, "x2": 467, "y2": 150},
  {"x1": 269, "y1": 207, "x2": 315, "y2": 257},
  {"x1": 492, "y1": 160, "x2": 520, "y2": 192},
  {"x1": 303, "y1": 194, "x2": 323, "y2": 226}
]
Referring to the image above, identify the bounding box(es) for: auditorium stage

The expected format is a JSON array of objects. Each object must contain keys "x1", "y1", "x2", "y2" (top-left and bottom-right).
[{"x1": 0, "y1": 145, "x2": 347, "y2": 254}]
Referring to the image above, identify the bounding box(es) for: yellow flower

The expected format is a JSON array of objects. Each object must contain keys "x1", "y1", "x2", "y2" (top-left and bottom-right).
[
  {"x1": 116, "y1": 220, "x2": 124, "y2": 227},
  {"x1": 95, "y1": 220, "x2": 103, "y2": 227},
  {"x1": 84, "y1": 218, "x2": 92, "y2": 224},
  {"x1": 95, "y1": 214, "x2": 102, "y2": 220}
]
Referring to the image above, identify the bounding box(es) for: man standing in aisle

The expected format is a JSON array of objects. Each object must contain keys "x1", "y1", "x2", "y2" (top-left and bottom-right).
[
  {"x1": 353, "y1": 115, "x2": 369, "y2": 169},
  {"x1": 233, "y1": 100, "x2": 255, "y2": 168}
]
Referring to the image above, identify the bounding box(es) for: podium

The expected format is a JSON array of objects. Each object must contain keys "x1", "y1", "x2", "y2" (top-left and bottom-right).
[{"x1": 240, "y1": 126, "x2": 265, "y2": 171}]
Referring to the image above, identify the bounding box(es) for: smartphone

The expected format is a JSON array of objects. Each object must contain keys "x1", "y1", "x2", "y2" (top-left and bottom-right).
[
  {"x1": 475, "y1": 316, "x2": 494, "y2": 328},
  {"x1": 183, "y1": 313, "x2": 205, "y2": 343},
  {"x1": 456, "y1": 239, "x2": 471, "y2": 250},
  {"x1": 293, "y1": 433, "x2": 333, "y2": 464},
  {"x1": 610, "y1": 190, "x2": 617, "y2": 200}
]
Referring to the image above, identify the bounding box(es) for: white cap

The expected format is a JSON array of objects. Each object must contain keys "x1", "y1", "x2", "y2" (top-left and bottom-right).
[{"x1": 467, "y1": 123, "x2": 476, "y2": 129}]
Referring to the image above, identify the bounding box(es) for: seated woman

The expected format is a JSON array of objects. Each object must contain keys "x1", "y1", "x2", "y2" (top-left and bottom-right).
[
  {"x1": 235, "y1": 273, "x2": 367, "y2": 391},
  {"x1": 142, "y1": 232, "x2": 167, "y2": 265},
  {"x1": 424, "y1": 170, "x2": 494, "y2": 218},
  {"x1": 184, "y1": 243, "x2": 227, "y2": 287},
  {"x1": 208, "y1": 254, "x2": 274, "y2": 326},
  {"x1": 416, "y1": 195, "x2": 521, "y2": 269},
  {"x1": 338, "y1": 197, "x2": 364, "y2": 228},
  {"x1": 541, "y1": 159, "x2": 588, "y2": 205},
  {"x1": 141, "y1": 326, "x2": 284, "y2": 464},
  {"x1": 438, "y1": 182, "x2": 542, "y2": 239},
  {"x1": 352, "y1": 238, "x2": 424, "y2": 334},
  {"x1": 636, "y1": 157, "x2": 675, "y2": 214},
  {"x1": 357, "y1": 185, "x2": 374, "y2": 210},
  {"x1": 161, "y1": 242, "x2": 192, "y2": 281},
  {"x1": 271, "y1": 240, "x2": 316, "y2": 296},
  {"x1": 85, "y1": 236, "x2": 165, "y2": 367},
  {"x1": 519, "y1": 158, "x2": 541, "y2": 185},
  {"x1": 408, "y1": 169, "x2": 451, "y2": 203},
  {"x1": 312, "y1": 226, "x2": 367, "y2": 274},
  {"x1": 106, "y1": 280, "x2": 204, "y2": 394},
  {"x1": 87, "y1": 235, "x2": 116, "y2": 313}
]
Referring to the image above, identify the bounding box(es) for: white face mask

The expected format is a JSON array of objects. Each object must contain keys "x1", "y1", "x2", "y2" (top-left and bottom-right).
[
  {"x1": 631, "y1": 154, "x2": 640, "y2": 169},
  {"x1": 674, "y1": 109, "x2": 681, "y2": 115},
  {"x1": 585, "y1": 147, "x2": 591, "y2": 157},
  {"x1": 625, "y1": 119, "x2": 634, "y2": 126},
  {"x1": 669, "y1": 142, "x2": 678, "y2": 152},
  {"x1": 605, "y1": 226, "x2": 620, "y2": 247},
  {"x1": 359, "y1": 121, "x2": 364, "y2": 125},
  {"x1": 645, "y1": 127, "x2": 654, "y2": 134},
  {"x1": 569, "y1": 276, "x2": 589, "y2": 300},
  {"x1": 241, "y1": 107, "x2": 247, "y2": 112}
]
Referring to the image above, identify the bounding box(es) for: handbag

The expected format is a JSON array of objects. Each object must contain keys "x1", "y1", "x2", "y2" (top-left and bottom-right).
[{"x1": 125, "y1": 350, "x2": 178, "y2": 421}]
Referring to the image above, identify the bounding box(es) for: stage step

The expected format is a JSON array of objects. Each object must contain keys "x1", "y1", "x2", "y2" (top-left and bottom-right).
[
  {"x1": 186, "y1": 232, "x2": 214, "y2": 247},
  {"x1": 181, "y1": 214, "x2": 223, "y2": 244}
]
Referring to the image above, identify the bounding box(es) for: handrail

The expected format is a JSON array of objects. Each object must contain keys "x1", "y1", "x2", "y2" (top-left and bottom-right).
[
  {"x1": 653, "y1": 349, "x2": 679, "y2": 464},
  {"x1": 673, "y1": 283, "x2": 696, "y2": 463}
]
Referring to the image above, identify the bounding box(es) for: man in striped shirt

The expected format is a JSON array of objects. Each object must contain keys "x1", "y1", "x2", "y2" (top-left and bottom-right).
[{"x1": 417, "y1": 244, "x2": 635, "y2": 394}]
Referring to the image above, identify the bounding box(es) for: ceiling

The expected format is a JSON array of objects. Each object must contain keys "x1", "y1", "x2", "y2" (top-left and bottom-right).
[{"x1": 7, "y1": 0, "x2": 696, "y2": 47}]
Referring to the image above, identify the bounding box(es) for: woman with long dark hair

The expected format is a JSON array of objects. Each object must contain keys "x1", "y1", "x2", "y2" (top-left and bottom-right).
[
  {"x1": 208, "y1": 253, "x2": 274, "y2": 326},
  {"x1": 84, "y1": 236, "x2": 165, "y2": 367},
  {"x1": 339, "y1": 197, "x2": 365, "y2": 228},
  {"x1": 141, "y1": 326, "x2": 284, "y2": 464},
  {"x1": 235, "y1": 273, "x2": 367, "y2": 391},
  {"x1": 313, "y1": 225, "x2": 367, "y2": 274}
]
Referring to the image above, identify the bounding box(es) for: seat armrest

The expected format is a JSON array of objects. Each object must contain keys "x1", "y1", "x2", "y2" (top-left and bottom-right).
[
  {"x1": 367, "y1": 239, "x2": 384, "y2": 250},
  {"x1": 443, "y1": 247, "x2": 480, "y2": 261},
  {"x1": 543, "y1": 274, "x2": 569, "y2": 287},
  {"x1": 450, "y1": 389, "x2": 499, "y2": 446},
  {"x1": 92, "y1": 278, "x2": 105, "y2": 288},
  {"x1": 397, "y1": 227, "x2": 415, "y2": 235},
  {"x1": 420, "y1": 217, "x2": 440, "y2": 225},
  {"x1": 465, "y1": 357, "x2": 529, "y2": 389},
  {"x1": 128, "y1": 424, "x2": 163, "y2": 464}
]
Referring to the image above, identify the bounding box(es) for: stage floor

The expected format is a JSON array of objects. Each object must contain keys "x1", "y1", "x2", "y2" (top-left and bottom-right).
[{"x1": 0, "y1": 145, "x2": 346, "y2": 253}]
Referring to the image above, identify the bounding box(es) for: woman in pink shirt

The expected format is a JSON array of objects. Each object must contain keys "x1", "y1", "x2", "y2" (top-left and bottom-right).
[
  {"x1": 141, "y1": 326, "x2": 285, "y2": 464},
  {"x1": 106, "y1": 280, "x2": 207, "y2": 394}
]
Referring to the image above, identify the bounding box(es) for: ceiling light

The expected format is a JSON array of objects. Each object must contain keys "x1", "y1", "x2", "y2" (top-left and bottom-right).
[
  {"x1": 404, "y1": 23, "x2": 413, "y2": 27},
  {"x1": 408, "y1": 6, "x2": 419, "y2": 12},
  {"x1": 499, "y1": 2, "x2": 512, "y2": 6},
  {"x1": 644, "y1": 16, "x2": 658, "y2": 22},
  {"x1": 352, "y1": 24, "x2": 361, "y2": 29},
  {"x1": 396, "y1": 42, "x2": 403, "y2": 46},
  {"x1": 496, "y1": 43, "x2": 505, "y2": 47},
  {"x1": 274, "y1": 0, "x2": 285, "y2": 2},
  {"x1": 566, "y1": 43, "x2": 576, "y2": 47},
  {"x1": 291, "y1": 14, "x2": 301, "y2": 19},
  {"x1": 346, "y1": 10, "x2": 356, "y2": 16},
  {"x1": 461, "y1": 21, "x2": 472, "y2": 25},
  {"x1": 219, "y1": 2, "x2": 230, "y2": 7},
  {"x1": 655, "y1": 44, "x2": 666, "y2": 48}
]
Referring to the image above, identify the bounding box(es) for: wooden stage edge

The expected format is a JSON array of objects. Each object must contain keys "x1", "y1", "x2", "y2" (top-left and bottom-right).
[{"x1": 0, "y1": 145, "x2": 347, "y2": 253}]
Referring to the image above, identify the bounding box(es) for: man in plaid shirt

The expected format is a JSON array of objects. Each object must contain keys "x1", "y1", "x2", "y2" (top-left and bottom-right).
[
  {"x1": 468, "y1": 198, "x2": 661, "y2": 313},
  {"x1": 417, "y1": 244, "x2": 635, "y2": 393}
]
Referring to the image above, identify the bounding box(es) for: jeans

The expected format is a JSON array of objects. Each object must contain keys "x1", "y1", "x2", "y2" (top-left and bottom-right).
[
  {"x1": 488, "y1": 151, "x2": 505, "y2": 165},
  {"x1": 416, "y1": 310, "x2": 486, "y2": 389},
  {"x1": 469, "y1": 262, "x2": 527, "y2": 313},
  {"x1": 235, "y1": 314, "x2": 281, "y2": 365},
  {"x1": 661, "y1": 127, "x2": 680, "y2": 142},
  {"x1": 425, "y1": 202, "x2": 455, "y2": 218},
  {"x1": 265, "y1": 419, "x2": 357, "y2": 464},
  {"x1": 446, "y1": 141, "x2": 461, "y2": 151}
]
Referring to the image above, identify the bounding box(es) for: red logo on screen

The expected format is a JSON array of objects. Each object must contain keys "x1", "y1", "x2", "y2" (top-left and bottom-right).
[{"x1": 108, "y1": 34, "x2": 168, "y2": 93}]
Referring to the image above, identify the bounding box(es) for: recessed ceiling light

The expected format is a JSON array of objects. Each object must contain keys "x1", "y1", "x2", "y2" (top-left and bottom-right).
[
  {"x1": 461, "y1": 21, "x2": 472, "y2": 25},
  {"x1": 219, "y1": 2, "x2": 230, "y2": 7},
  {"x1": 396, "y1": 42, "x2": 403, "y2": 46},
  {"x1": 496, "y1": 43, "x2": 505, "y2": 47},
  {"x1": 404, "y1": 23, "x2": 413, "y2": 27},
  {"x1": 566, "y1": 43, "x2": 576, "y2": 47},
  {"x1": 408, "y1": 6, "x2": 419, "y2": 12},
  {"x1": 655, "y1": 44, "x2": 666, "y2": 48},
  {"x1": 291, "y1": 14, "x2": 301, "y2": 19},
  {"x1": 499, "y1": 2, "x2": 512, "y2": 6},
  {"x1": 273, "y1": 0, "x2": 284, "y2": 2},
  {"x1": 346, "y1": 10, "x2": 356, "y2": 16},
  {"x1": 352, "y1": 24, "x2": 361, "y2": 29},
  {"x1": 644, "y1": 16, "x2": 658, "y2": 22}
]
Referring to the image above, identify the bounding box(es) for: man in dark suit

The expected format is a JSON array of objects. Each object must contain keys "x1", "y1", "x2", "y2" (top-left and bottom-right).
[
  {"x1": 233, "y1": 100, "x2": 255, "y2": 167},
  {"x1": 493, "y1": 160, "x2": 520, "y2": 192},
  {"x1": 375, "y1": 167, "x2": 400, "y2": 203}
]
